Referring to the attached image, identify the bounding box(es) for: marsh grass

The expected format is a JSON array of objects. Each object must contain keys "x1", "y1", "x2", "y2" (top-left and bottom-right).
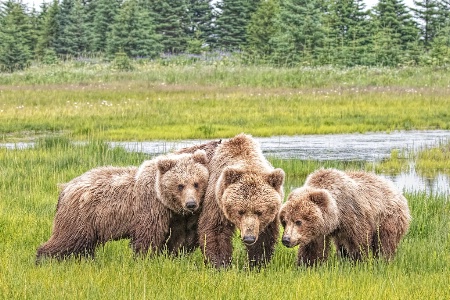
[
  {"x1": 1, "y1": 80, "x2": 449, "y2": 141},
  {"x1": 373, "y1": 141, "x2": 450, "y2": 177},
  {"x1": 1, "y1": 140, "x2": 449, "y2": 299}
]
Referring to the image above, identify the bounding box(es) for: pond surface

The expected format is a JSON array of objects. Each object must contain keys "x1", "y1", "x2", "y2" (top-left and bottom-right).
[{"x1": 110, "y1": 130, "x2": 450, "y2": 196}]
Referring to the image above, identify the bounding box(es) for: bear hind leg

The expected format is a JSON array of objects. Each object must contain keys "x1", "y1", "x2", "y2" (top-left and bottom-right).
[
  {"x1": 36, "y1": 235, "x2": 97, "y2": 264},
  {"x1": 375, "y1": 217, "x2": 405, "y2": 260}
]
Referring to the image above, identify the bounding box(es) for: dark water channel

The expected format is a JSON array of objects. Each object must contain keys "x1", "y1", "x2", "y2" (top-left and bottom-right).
[{"x1": 110, "y1": 130, "x2": 450, "y2": 196}]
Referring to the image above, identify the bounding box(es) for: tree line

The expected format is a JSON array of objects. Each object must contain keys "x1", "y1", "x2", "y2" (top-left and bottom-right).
[{"x1": 1, "y1": 0, "x2": 449, "y2": 72}]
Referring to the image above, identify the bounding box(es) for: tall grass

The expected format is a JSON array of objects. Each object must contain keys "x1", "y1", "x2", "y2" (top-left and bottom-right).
[
  {"x1": 1, "y1": 140, "x2": 449, "y2": 299},
  {"x1": 1, "y1": 61, "x2": 450, "y2": 88}
]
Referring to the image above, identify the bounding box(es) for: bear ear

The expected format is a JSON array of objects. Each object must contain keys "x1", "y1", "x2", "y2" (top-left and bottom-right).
[
  {"x1": 193, "y1": 150, "x2": 208, "y2": 165},
  {"x1": 267, "y1": 168, "x2": 285, "y2": 190},
  {"x1": 223, "y1": 167, "x2": 244, "y2": 186},
  {"x1": 157, "y1": 157, "x2": 177, "y2": 174},
  {"x1": 308, "y1": 190, "x2": 329, "y2": 207}
]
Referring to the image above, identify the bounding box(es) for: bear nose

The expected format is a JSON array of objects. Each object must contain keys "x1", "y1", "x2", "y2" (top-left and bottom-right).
[
  {"x1": 185, "y1": 200, "x2": 198, "y2": 211},
  {"x1": 282, "y1": 236, "x2": 291, "y2": 247},
  {"x1": 242, "y1": 235, "x2": 256, "y2": 245}
]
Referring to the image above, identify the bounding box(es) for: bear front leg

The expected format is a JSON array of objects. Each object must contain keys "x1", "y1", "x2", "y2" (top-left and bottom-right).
[
  {"x1": 246, "y1": 219, "x2": 279, "y2": 269},
  {"x1": 297, "y1": 235, "x2": 330, "y2": 267},
  {"x1": 131, "y1": 210, "x2": 171, "y2": 256},
  {"x1": 198, "y1": 210, "x2": 234, "y2": 269}
]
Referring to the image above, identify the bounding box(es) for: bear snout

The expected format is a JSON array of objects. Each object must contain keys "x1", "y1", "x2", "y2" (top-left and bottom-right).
[
  {"x1": 185, "y1": 199, "x2": 198, "y2": 211},
  {"x1": 281, "y1": 235, "x2": 292, "y2": 247},
  {"x1": 242, "y1": 235, "x2": 257, "y2": 245}
]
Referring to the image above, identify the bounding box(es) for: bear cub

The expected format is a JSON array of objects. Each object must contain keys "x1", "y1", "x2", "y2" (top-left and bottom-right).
[
  {"x1": 36, "y1": 150, "x2": 209, "y2": 263},
  {"x1": 279, "y1": 168, "x2": 411, "y2": 266}
]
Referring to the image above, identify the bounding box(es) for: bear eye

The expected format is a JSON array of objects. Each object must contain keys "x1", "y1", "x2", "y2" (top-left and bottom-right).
[
  {"x1": 194, "y1": 182, "x2": 199, "y2": 189},
  {"x1": 295, "y1": 220, "x2": 302, "y2": 226},
  {"x1": 255, "y1": 210, "x2": 262, "y2": 217},
  {"x1": 238, "y1": 210, "x2": 245, "y2": 216},
  {"x1": 178, "y1": 184, "x2": 185, "y2": 191},
  {"x1": 280, "y1": 220, "x2": 286, "y2": 228}
]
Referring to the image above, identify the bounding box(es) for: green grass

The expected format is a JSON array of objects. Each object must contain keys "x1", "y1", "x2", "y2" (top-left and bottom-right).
[
  {"x1": 1, "y1": 63, "x2": 449, "y2": 299},
  {"x1": 1, "y1": 78, "x2": 450, "y2": 141},
  {"x1": 373, "y1": 141, "x2": 450, "y2": 177},
  {"x1": 1, "y1": 140, "x2": 449, "y2": 299}
]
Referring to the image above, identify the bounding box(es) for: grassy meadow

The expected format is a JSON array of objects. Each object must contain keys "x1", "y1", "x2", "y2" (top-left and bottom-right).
[{"x1": 1, "y1": 63, "x2": 450, "y2": 299}]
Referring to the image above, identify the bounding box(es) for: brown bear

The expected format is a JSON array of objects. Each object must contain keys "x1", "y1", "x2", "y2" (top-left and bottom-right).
[
  {"x1": 279, "y1": 168, "x2": 411, "y2": 266},
  {"x1": 168, "y1": 140, "x2": 222, "y2": 254},
  {"x1": 197, "y1": 133, "x2": 285, "y2": 269},
  {"x1": 36, "y1": 150, "x2": 209, "y2": 263}
]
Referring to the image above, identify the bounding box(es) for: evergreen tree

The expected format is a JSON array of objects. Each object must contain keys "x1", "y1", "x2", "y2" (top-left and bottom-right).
[
  {"x1": 412, "y1": 0, "x2": 440, "y2": 50},
  {"x1": 56, "y1": 0, "x2": 75, "y2": 56},
  {"x1": 149, "y1": 0, "x2": 190, "y2": 53},
  {"x1": 428, "y1": 0, "x2": 450, "y2": 65},
  {"x1": 270, "y1": 0, "x2": 325, "y2": 66},
  {"x1": 62, "y1": 0, "x2": 88, "y2": 57},
  {"x1": 369, "y1": 0, "x2": 420, "y2": 66},
  {"x1": 320, "y1": 0, "x2": 369, "y2": 66},
  {"x1": 107, "y1": 0, "x2": 162, "y2": 58},
  {"x1": 0, "y1": 0, "x2": 32, "y2": 72},
  {"x1": 0, "y1": 0, "x2": 32, "y2": 71},
  {"x1": 35, "y1": 0, "x2": 60, "y2": 58},
  {"x1": 92, "y1": 0, "x2": 121, "y2": 53},
  {"x1": 246, "y1": 0, "x2": 279, "y2": 59},
  {"x1": 80, "y1": 0, "x2": 96, "y2": 53},
  {"x1": 187, "y1": 0, "x2": 214, "y2": 51},
  {"x1": 214, "y1": 0, "x2": 261, "y2": 51}
]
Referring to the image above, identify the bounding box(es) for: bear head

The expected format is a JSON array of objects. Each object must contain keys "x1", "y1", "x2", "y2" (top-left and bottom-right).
[
  {"x1": 216, "y1": 166, "x2": 285, "y2": 246},
  {"x1": 156, "y1": 150, "x2": 209, "y2": 214},
  {"x1": 279, "y1": 187, "x2": 339, "y2": 248}
]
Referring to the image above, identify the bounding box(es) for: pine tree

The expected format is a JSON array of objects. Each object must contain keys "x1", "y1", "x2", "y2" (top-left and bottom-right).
[
  {"x1": 92, "y1": 0, "x2": 121, "y2": 53},
  {"x1": 80, "y1": 0, "x2": 96, "y2": 53},
  {"x1": 149, "y1": 0, "x2": 190, "y2": 54},
  {"x1": 412, "y1": 0, "x2": 439, "y2": 50},
  {"x1": 246, "y1": 0, "x2": 279, "y2": 59},
  {"x1": 56, "y1": 0, "x2": 75, "y2": 56},
  {"x1": 321, "y1": 0, "x2": 369, "y2": 66},
  {"x1": 0, "y1": 0, "x2": 33, "y2": 72},
  {"x1": 107, "y1": 0, "x2": 162, "y2": 58},
  {"x1": 187, "y1": 0, "x2": 214, "y2": 51},
  {"x1": 62, "y1": 0, "x2": 88, "y2": 57},
  {"x1": 213, "y1": 0, "x2": 262, "y2": 51},
  {"x1": 35, "y1": 0, "x2": 60, "y2": 59},
  {"x1": 270, "y1": 0, "x2": 325, "y2": 66},
  {"x1": 369, "y1": 0, "x2": 420, "y2": 66}
]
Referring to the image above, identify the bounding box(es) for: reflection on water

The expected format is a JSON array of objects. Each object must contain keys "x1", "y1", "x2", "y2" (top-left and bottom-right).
[
  {"x1": 2, "y1": 130, "x2": 450, "y2": 195},
  {"x1": 383, "y1": 168, "x2": 450, "y2": 196}
]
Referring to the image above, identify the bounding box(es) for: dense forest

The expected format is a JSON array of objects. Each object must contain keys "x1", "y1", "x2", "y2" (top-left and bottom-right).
[{"x1": 0, "y1": 0, "x2": 449, "y2": 71}]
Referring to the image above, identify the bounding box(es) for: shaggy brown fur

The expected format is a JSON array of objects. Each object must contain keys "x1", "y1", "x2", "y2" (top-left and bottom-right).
[
  {"x1": 154, "y1": 140, "x2": 222, "y2": 254},
  {"x1": 198, "y1": 133, "x2": 285, "y2": 269},
  {"x1": 175, "y1": 140, "x2": 221, "y2": 162},
  {"x1": 167, "y1": 140, "x2": 222, "y2": 254},
  {"x1": 279, "y1": 168, "x2": 411, "y2": 266},
  {"x1": 36, "y1": 150, "x2": 209, "y2": 263}
]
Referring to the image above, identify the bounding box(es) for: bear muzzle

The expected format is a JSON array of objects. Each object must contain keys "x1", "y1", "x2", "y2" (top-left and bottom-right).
[
  {"x1": 282, "y1": 235, "x2": 293, "y2": 247},
  {"x1": 184, "y1": 199, "x2": 198, "y2": 212},
  {"x1": 242, "y1": 235, "x2": 257, "y2": 245},
  {"x1": 240, "y1": 216, "x2": 259, "y2": 245}
]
